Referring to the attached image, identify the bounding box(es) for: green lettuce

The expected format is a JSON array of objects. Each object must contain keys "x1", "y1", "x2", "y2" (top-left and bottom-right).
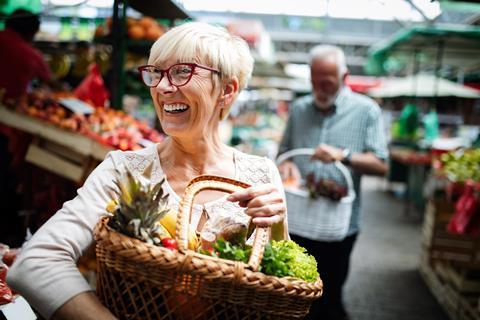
[{"x1": 260, "y1": 240, "x2": 319, "y2": 283}]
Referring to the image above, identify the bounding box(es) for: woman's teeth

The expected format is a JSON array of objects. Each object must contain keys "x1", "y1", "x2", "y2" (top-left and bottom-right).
[{"x1": 164, "y1": 103, "x2": 189, "y2": 113}]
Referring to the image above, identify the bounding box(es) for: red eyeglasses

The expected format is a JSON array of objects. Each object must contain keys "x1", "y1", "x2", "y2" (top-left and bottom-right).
[{"x1": 138, "y1": 63, "x2": 221, "y2": 88}]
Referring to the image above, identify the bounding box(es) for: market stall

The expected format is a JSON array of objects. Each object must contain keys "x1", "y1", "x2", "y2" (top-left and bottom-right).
[{"x1": 420, "y1": 148, "x2": 480, "y2": 320}]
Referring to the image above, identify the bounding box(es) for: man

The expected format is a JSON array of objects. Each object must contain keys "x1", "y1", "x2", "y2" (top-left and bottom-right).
[
  {"x1": 0, "y1": 9, "x2": 51, "y2": 103},
  {"x1": 278, "y1": 45, "x2": 388, "y2": 320}
]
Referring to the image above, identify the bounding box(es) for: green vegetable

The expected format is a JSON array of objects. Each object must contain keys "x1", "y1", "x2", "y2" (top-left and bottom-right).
[
  {"x1": 440, "y1": 149, "x2": 480, "y2": 183},
  {"x1": 260, "y1": 240, "x2": 319, "y2": 283},
  {"x1": 202, "y1": 239, "x2": 319, "y2": 283},
  {"x1": 209, "y1": 238, "x2": 252, "y2": 263}
]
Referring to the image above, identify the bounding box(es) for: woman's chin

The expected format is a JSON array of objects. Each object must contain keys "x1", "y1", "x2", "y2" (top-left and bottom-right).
[{"x1": 161, "y1": 125, "x2": 191, "y2": 138}]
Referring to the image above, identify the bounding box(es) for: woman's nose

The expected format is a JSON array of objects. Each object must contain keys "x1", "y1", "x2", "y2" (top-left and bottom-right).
[{"x1": 155, "y1": 75, "x2": 176, "y2": 94}]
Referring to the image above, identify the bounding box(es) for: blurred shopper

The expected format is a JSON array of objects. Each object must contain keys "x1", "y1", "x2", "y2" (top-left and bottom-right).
[
  {"x1": 0, "y1": 9, "x2": 51, "y2": 247},
  {"x1": 0, "y1": 9, "x2": 51, "y2": 103},
  {"x1": 278, "y1": 45, "x2": 389, "y2": 320}
]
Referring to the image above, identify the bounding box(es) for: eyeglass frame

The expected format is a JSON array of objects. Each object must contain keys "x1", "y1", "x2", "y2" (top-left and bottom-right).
[{"x1": 137, "y1": 63, "x2": 221, "y2": 88}]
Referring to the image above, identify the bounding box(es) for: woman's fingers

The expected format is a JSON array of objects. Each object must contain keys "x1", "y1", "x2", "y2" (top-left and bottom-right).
[
  {"x1": 227, "y1": 184, "x2": 286, "y2": 227},
  {"x1": 245, "y1": 202, "x2": 285, "y2": 218},
  {"x1": 227, "y1": 184, "x2": 277, "y2": 203},
  {"x1": 252, "y1": 214, "x2": 284, "y2": 227}
]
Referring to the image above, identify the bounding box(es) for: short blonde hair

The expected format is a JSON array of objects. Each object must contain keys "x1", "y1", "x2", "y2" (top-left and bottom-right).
[{"x1": 148, "y1": 22, "x2": 253, "y2": 119}]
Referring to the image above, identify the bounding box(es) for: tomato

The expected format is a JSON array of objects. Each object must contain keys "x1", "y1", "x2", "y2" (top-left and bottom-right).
[
  {"x1": 0, "y1": 282, "x2": 13, "y2": 305},
  {"x1": 2, "y1": 250, "x2": 18, "y2": 267},
  {"x1": 0, "y1": 264, "x2": 8, "y2": 283},
  {"x1": 161, "y1": 238, "x2": 178, "y2": 250}
]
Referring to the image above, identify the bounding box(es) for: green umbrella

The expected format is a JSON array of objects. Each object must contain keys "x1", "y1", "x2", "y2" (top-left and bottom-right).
[
  {"x1": 365, "y1": 25, "x2": 480, "y2": 77},
  {"x1": 0, "y1": 0, "x2": 41, "y2": 29},
  {"x1": 0, "y1": 0, "x2": 41, "y2": 15}
]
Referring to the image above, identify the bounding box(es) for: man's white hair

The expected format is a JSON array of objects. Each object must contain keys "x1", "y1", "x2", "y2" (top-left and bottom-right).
[{"x1": 308, "y1": 44, "x2": 348, "y2": 77}]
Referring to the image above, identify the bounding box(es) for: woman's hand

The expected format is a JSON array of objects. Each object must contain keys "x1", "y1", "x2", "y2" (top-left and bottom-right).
[{"x1": 227, "y1": 183, "x2": 286, "y2": 227}]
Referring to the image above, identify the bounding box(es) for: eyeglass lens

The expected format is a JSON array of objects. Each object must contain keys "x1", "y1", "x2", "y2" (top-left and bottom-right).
[{"x1": 141, "y1": 64, "x2": 194, "y2": 87}]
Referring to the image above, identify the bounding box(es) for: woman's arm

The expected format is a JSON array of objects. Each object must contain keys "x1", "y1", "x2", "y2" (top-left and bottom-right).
[
  {"x1": 52, "y1": 292, "x2": 117, "y2": 320},
  {"x1": 7, "y1": 152, "x2": 120, "y2": 319}
]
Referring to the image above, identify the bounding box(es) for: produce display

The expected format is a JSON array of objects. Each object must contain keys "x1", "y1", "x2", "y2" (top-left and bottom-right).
[
  {"x1": 435, "y1": 148, "x2": 480, "y2": 236},
  {"x1": 106, "y1": 167, "x2": 319, "y2": 282},
  {"x1": 95, "y1": 16, "x2": 167, "y2": 41},
  {"x1": 439, "y1": 148, "x2": 480, "y2": 183},
  {"x1": 0, "y1": 244, "x2": 19, "y2": 305},
  {"x1": 4, "y1": 89, "x2": 164, "y2": 151}
]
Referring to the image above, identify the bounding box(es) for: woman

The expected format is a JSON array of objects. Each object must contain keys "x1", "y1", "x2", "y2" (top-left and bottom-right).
[{"x1": 7, "y1": 22, "x2": 288, "y2": 320}]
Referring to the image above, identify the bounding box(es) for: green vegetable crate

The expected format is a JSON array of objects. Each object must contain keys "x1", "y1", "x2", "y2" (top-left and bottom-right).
[{"x1": 94, "y1": 175, "x2": 323, "y2": 320}]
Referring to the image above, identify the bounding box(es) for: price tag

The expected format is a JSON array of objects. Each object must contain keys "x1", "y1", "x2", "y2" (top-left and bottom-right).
[{"x1": 58, "y1": 98, "x2": 95, "y2": 115}]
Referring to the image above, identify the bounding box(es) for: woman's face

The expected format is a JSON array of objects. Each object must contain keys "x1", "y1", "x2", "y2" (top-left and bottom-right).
[{"x1": 150, "y1": 59, "x2": 222, "y2": 139}]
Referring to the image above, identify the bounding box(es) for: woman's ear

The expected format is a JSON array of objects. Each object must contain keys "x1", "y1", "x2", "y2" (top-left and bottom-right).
[{"x1": 221, "y1": 76, "x2": 239, "y2": 106}]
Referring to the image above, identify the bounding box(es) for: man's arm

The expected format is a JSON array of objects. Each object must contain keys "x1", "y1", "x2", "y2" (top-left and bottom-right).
[
  {"x1": 52, "y1": 292, "x2": 117, "y2": 320},
  {"x1": 345, "y1": 151, "x2": 388, "y2": 176},
  {"x1": 311, "y1": 144, "x2": 388, "y2": 176}
]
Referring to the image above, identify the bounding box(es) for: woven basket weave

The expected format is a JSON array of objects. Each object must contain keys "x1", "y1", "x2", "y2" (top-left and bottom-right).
[{"x1": 94, "y1": 175, "x2": 323, "y2": 320}]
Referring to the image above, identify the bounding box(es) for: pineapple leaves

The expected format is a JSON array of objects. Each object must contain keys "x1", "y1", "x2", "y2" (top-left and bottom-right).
[{"x1": 107, "y1": 164, "x2": 170, "y2": 246}]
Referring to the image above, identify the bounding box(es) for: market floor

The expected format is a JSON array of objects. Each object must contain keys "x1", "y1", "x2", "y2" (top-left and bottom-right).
[{"x1": 343, "y1": 177, "x2": 448, "y2": 320}]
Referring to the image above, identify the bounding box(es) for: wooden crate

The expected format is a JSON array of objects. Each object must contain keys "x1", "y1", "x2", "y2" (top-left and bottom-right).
[
  {"x1": 25, "y1": 139, "x2": 99, "y2": 184},
  {"x1": 433, "y1": 261, "x2": 480, "y2": 294},
  {"x1": 421, "y1": 255, "x2": 480, "y2": 320},
  {"x1": 422, "y1": 199, "x2": 480, "y2": 268},
  {"x1": 420, "y1": 253, "x2": 461, "y2": 319},
  {"x1": 459, "y1": 297, "x2": 480, "y2": 320}
]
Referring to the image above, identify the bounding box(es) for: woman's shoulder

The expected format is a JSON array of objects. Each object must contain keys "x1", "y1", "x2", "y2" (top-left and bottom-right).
[{"x1": 234, "y1": 149, "x2": 277, "y2": 185}]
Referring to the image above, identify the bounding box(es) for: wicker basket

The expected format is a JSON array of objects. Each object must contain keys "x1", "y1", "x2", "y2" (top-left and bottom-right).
[
  {"x1": 277, "y1": 148, "x2": 356, "y2": 241},
  {"x1": 94, "y1": 175, "x2": 323, "y2": 320}
]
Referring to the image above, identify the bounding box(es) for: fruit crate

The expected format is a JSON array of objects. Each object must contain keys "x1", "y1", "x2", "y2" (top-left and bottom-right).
[
  {"x1": 433, "y1": 261, "x2": 480, "y2": 294},
  {"x1": 420, "y1": 254, "x2": 480, "y2": 320},
  {"x1": 422, "y1": 198, "x2": 480, "y2": 269}
]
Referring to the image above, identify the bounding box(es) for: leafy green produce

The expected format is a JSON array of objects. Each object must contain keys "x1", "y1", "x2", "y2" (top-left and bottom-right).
[
  {"x1": 261, "y1": 240, "x2": 319, "y2": 283},
  {"x1": 208, "y1": 238, "x2": 251, "y2": 263},
  {"x1": 203, "y1": 238, "x2": 319, "y2": 283},
  {"x1": 440, "y1": 149, "x2": 480, "y2": 182}
]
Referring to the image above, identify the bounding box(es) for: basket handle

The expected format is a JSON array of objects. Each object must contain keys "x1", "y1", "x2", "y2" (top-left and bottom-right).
[
  {"x1": 276, "y1": 148, "x2": 355, "y2": 199},
  {"x1": 176, "y1": 174, "x2": 271, "y2": 271}
]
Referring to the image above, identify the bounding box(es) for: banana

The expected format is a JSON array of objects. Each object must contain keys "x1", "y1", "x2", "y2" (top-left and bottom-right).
[
  {"x1": 159, "y1": 210, "x2": 199, "y2": 250},
  {"x1": 154, "y1": 222, "x2": 172, "y2": 240}
]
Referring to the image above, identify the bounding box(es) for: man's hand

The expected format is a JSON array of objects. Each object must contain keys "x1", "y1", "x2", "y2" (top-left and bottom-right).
[{"x1": 311, "y1": 144, "x2": 343, "y2": 163}]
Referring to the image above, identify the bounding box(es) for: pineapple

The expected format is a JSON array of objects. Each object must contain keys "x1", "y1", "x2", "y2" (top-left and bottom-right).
[{"x1": 107, "y1": 162, "x2": 170, "y2": 246}]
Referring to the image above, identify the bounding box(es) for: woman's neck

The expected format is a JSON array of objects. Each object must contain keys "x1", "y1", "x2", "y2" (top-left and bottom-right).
[{"x1": 159, "y1": 137, "x2": 233, "y2": 176}]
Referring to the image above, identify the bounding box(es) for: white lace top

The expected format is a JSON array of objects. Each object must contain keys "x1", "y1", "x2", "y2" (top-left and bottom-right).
[{"x1": 7, "y1": 144, "x2": 288, "y2": 319}]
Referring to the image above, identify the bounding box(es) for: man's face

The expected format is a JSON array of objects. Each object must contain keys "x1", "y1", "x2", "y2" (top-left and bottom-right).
[{"x1": 310, "y1": 58, "x2": 343, "y2": 109}]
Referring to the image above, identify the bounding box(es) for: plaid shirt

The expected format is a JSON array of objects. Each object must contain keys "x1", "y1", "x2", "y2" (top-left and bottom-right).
[{"x1": 278, "y1": 87, "x2": 388, "y2": 238}]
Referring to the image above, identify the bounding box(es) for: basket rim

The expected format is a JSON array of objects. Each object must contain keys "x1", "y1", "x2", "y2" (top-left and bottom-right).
[{"x1": 94, "y1": 216, "x2": 323, "y2": 294}]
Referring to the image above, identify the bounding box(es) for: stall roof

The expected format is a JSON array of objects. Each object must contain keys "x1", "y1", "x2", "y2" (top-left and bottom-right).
[
  {"x1": 367, "y1": 74, "x2": 480, "y2": 98},
  {"x1": 129, "y1": 0, "x2": 189, "y2": 20},
  {"x1": 365, "y1": 24, "x2": 480, "y2": 76}
]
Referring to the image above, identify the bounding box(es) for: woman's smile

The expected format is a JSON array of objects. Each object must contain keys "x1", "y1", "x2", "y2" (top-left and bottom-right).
[{"x1": 163, "y1": 103, "x2": 190, "y2": 114}]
